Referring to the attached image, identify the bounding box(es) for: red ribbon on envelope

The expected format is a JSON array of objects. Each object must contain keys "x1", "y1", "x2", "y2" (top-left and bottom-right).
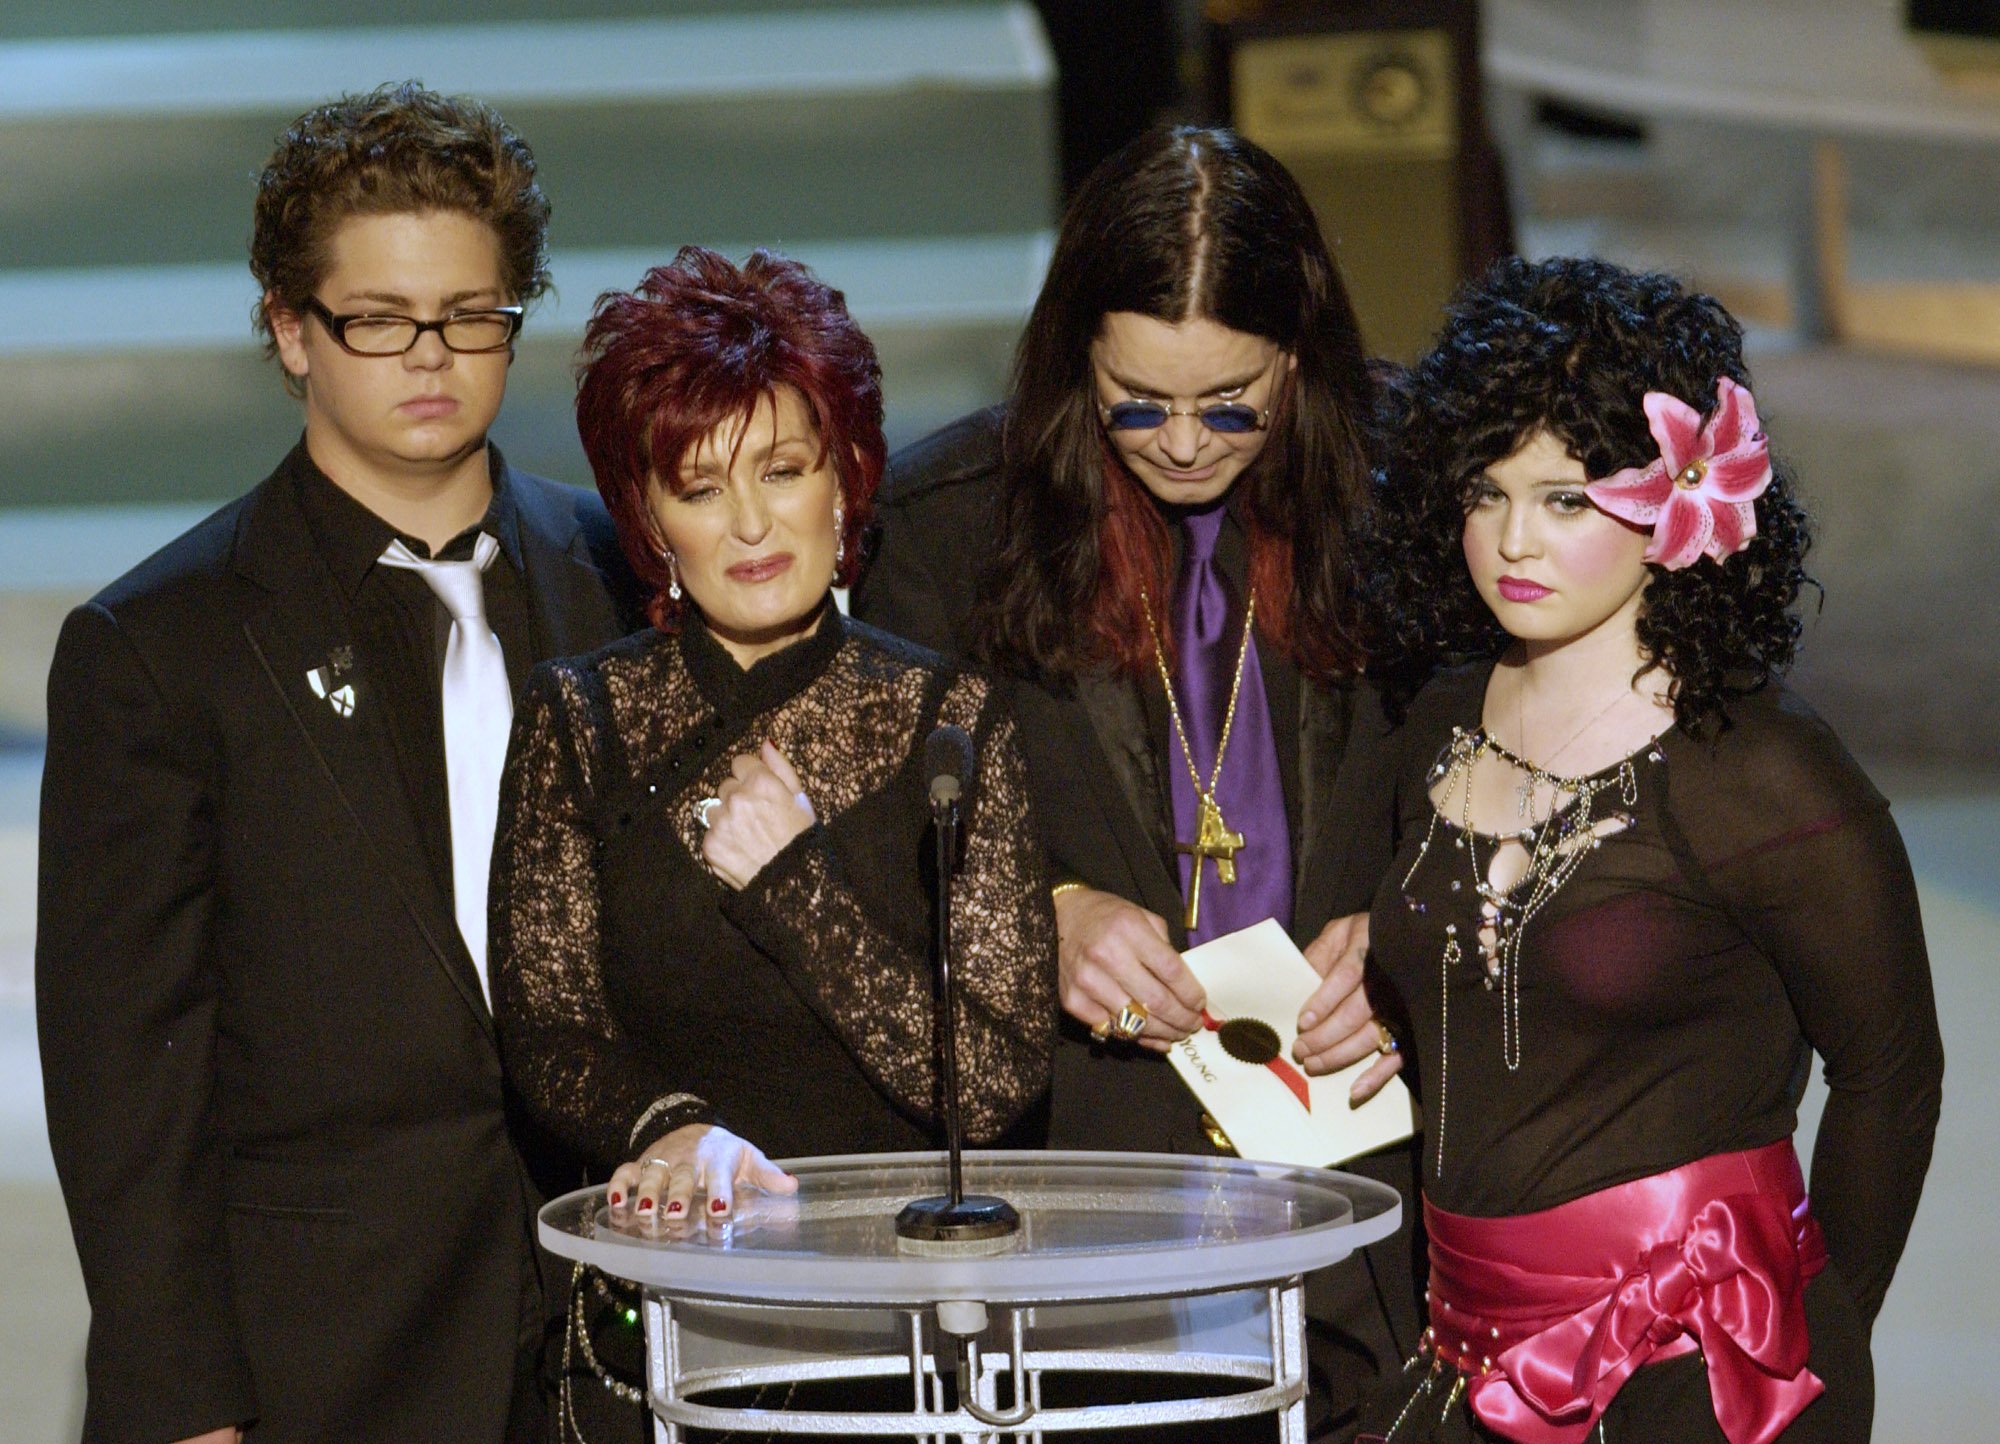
[{"x1": 1201, "y1": 1010, "x2": 1313, "y2": 1112}]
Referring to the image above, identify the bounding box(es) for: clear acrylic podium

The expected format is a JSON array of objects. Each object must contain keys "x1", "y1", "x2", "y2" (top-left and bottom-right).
[{"x1": 538, "y1": 1149, "x2": 1401, "y2": 1441}]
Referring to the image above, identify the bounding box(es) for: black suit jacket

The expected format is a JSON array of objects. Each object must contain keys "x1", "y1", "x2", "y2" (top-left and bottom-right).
[
  {"x1": 852, "y1": 411, "x2": 1421, "y2": 1427},
  {"x1": 36, "y1": 444, "x2": 640, "y2": 1444},
  {"x1": 853, "y1": 406, "x2": 1403, "y2": 1148}
]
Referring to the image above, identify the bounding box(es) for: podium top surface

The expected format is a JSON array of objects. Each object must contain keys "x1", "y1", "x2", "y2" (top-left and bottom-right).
[{"x1": 538, "y1": 1149, "x2": 1402, "y2": 1305}]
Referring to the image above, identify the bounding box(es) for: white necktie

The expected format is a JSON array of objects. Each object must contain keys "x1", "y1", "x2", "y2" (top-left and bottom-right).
[{"x1": 380, "y1": 533, "x2": 511, "y2": 1003}]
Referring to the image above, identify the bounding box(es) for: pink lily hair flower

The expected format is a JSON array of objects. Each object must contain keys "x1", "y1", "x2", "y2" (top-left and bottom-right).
[{"x1": 1582, "y1": 376, "x2": 1773, "y2": 570}]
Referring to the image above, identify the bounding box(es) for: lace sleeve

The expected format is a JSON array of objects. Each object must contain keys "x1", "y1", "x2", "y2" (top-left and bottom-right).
[
  {"x1": 1667, "y1": 699, "x2": 1944, "y2": 1323},
  {"x1": 490, "y1": 663, "x2": 713, "y2": 1174},
  {"x1": 722, "y1": 675, "x2": 1057, "y2": 1142}
]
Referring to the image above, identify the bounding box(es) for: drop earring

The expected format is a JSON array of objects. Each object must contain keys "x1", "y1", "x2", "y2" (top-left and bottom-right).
[
  {"x1": 665, "y1": 550, "x2": 682, "y2": 602},
  {"x1": 832, "y1": 507, "x2": 845, "y2": 570}
]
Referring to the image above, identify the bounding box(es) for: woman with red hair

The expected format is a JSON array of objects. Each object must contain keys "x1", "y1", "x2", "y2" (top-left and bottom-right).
[{"x1": 489, "y1": 247, "x2": 1055, "y2": 1424}]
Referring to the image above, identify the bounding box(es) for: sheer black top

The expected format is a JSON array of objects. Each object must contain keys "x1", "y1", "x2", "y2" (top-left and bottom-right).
[
  {"x1": 490, "y1": 606, "x2": 1057, "y2": 1173},
  {"x1": 1369, "y1": 664, "x2": 1943, "y2": 1323}
]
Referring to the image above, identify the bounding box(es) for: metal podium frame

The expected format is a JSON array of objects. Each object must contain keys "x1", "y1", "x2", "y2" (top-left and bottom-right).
[{"x1": 539, "y1": 1149, "x2": 1402, "y2": 1442}]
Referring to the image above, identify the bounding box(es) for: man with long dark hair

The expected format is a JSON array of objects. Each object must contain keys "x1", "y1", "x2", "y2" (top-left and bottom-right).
[{"x1": 855, "y1": 124, "x2": 1417, "y2": 1438}]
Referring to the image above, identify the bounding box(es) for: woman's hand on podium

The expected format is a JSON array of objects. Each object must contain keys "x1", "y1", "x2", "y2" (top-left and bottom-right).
[
  {"x1": 1294, "y1": 912, "x2": 1404, "y2": 1105},
  {"x1": 608, "y1": 1123, "x2": 798, "y2": 1226}
]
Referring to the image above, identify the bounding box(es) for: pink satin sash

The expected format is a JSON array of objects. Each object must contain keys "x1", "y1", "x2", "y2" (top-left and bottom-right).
[{"x1": 1424, "y1": 1141, "x2": 1827, "y2": 1444}]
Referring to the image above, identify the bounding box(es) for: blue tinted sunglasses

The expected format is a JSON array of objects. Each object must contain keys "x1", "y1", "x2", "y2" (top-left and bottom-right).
[{"x1": 1100, "y1": 399, "x2": 1271, "y2": 434}]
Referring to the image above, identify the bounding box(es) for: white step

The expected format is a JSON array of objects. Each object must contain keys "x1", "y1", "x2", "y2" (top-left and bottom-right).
[
  {"x1": 0, "y1": 231, "x2": 1047, "y2": 510},
  {"x1": 0, "y1": 233, "x2": 1053, "y2": 356},
  {"x1": 0, "y1": 6, "x2": 1052, "y2": 119},
  {"x1": 0, "y1": 7, "x2": 1057, "y2": 275}
]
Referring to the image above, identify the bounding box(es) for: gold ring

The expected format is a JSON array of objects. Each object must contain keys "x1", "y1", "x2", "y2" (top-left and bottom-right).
[
  {"x1": 1110, "y1": 999, "x2": 1149, "y2": 1042},
  {"x1": 1090, "y1": 1017, "x2": 1113, "y2": 1042},
  {"x1": 1373, "y1": 1020, "x2": 1400, "y2": 1056}
]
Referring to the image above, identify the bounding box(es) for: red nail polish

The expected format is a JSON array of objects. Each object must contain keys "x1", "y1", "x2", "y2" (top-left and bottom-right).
[
  {"x1": 710, "y1": 1197, "x2": 728, "y2": 1214},
  {"x1": 666, "y1": 1200, "x2": 684, "y2": 1216},
  {"x1": 608, "y1": 1190, "x2": 623, "y2": 1207},
  {"x1": 637, "y1": 1198, "x2": 654, "y2": 1213}
]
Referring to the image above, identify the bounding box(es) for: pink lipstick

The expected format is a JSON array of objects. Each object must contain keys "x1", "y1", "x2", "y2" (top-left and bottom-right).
[
  {"x1": 1496, "y1": 577, "x2": 1552, "y2": 602},
  {"x1": 727, "y1": 553, "x2": 793, "y2": 583}
]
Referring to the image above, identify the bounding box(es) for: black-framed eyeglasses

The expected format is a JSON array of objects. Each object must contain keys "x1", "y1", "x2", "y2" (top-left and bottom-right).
[
  {"x1": 302, "y1": 296, "x2": 524, "y2": 356},
  {"x1": 1099, "y1": 399, "x2": 1271, "y2": 434}
]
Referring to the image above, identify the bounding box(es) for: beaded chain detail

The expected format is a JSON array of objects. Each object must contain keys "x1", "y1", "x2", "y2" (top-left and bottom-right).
[
  {"x1": 563, "y1": 1263, "x2": 799, "y2": 1442},
  {"x1": 562, "y1": 1261, "x2": 643, "y2": 1440},
  {"x1": 1434, "y1": 930, "x2": 1459, "y2": 1183},
  {"x1": 1376, "y1": 1331, "x2": 1611, "y2": 1444},
  {"x1": 1401, "y1": 726, "x2": 1642, "y2": 1179},
  {"x1": 1463, "y1": 731, "x2": 1637, "y2": 1073}
]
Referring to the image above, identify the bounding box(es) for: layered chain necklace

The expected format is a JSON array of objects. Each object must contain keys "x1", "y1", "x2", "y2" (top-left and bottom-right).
[
  {"x1": 1509, "y1": 684, "x2": 1629, "y2": 819},
  {"x1": 1401, "y1": 713, "x2": 1641, "y2": 1178},
  {"x1": 1139, "y1": 586, "x2": 1254, "y2": 932}
]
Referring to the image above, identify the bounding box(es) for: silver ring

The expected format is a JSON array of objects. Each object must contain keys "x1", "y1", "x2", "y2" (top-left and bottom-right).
[
  {"x1": 694, "y1": 797, "x2": 721, "y2": 830},
  {"x1": 640, "y1": 1157, "x2": 678, "y2": 1171}
]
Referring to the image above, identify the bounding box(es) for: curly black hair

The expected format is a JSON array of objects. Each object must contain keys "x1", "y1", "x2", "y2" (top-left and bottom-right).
[{"x1": 1365, "y1": 256, "x2": 1813, "y2": 730}]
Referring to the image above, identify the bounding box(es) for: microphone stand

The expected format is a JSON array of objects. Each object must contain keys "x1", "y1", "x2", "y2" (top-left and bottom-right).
[
  {"x1": 895, "y1": 736, "x2": 1031, "y2": 1429},
  {"x1": 895, "y1": 765, "x2": 1019, "y2": 1249},
  {"x1": 934, "y1": 781, "x2": 968, "y2": 1207}
]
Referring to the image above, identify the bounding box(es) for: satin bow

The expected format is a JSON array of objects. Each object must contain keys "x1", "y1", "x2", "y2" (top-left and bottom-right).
[{"x1": 1468, "y1": 1193, "x2": 1825, "y2": 1444}]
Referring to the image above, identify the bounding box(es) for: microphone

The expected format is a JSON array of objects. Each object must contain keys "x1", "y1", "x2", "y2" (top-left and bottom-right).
[
  {"x1": 924, "y1": 723, "x2": 973, "y2": 814},
  {"x1": 895, "y1": 723, "x2": 1018, "y2": 1252}
]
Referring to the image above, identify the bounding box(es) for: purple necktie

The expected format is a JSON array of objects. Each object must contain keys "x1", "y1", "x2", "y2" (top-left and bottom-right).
[{"x1": 1166, "y1": 506, "x2": 1293, "y2": 945}]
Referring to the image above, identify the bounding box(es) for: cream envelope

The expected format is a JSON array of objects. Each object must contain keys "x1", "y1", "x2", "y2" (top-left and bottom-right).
[{"x1": 1167, "y1": 918, "x2": 1415, "y2": 1168}]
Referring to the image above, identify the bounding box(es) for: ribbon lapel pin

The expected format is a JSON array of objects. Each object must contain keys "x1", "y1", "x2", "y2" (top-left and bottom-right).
[{"x1": 306, "y1": 646, "x2": 357, "y2": 718}]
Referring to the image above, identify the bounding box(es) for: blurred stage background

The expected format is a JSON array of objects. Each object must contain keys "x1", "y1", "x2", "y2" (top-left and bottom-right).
[{"x1": 1, "y1": 1, "x2": 1994, "y2": 1438}]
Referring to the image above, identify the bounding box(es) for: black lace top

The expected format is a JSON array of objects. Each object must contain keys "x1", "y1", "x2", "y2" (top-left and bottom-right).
[
  {"x1": 490, "y1": 605, "x2": 1057, "y2": 1173},
  {"x1": 1369, "y1": 664, "x2": 1943, "y2": 1324}
]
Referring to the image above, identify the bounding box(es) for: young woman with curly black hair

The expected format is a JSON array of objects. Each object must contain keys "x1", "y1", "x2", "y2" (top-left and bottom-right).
[{"x1": 1357, "y1": 257, "x2": 1942, "y2": 1443}]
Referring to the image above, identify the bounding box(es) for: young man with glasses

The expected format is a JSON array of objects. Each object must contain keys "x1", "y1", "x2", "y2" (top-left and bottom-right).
[{"x1": 36, "y1": 83, "x2": 639, "y2": 1444}]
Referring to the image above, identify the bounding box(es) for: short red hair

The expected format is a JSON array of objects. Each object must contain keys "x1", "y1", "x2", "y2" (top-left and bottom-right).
[{"x1": 576, "y1": 246, "x2": 885, "y2": 629}]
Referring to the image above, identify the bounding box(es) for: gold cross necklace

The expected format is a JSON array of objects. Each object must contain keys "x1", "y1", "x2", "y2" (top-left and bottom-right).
[{"x1": 1141, "y1": 586, "x2": 1255, "y2": 931}]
